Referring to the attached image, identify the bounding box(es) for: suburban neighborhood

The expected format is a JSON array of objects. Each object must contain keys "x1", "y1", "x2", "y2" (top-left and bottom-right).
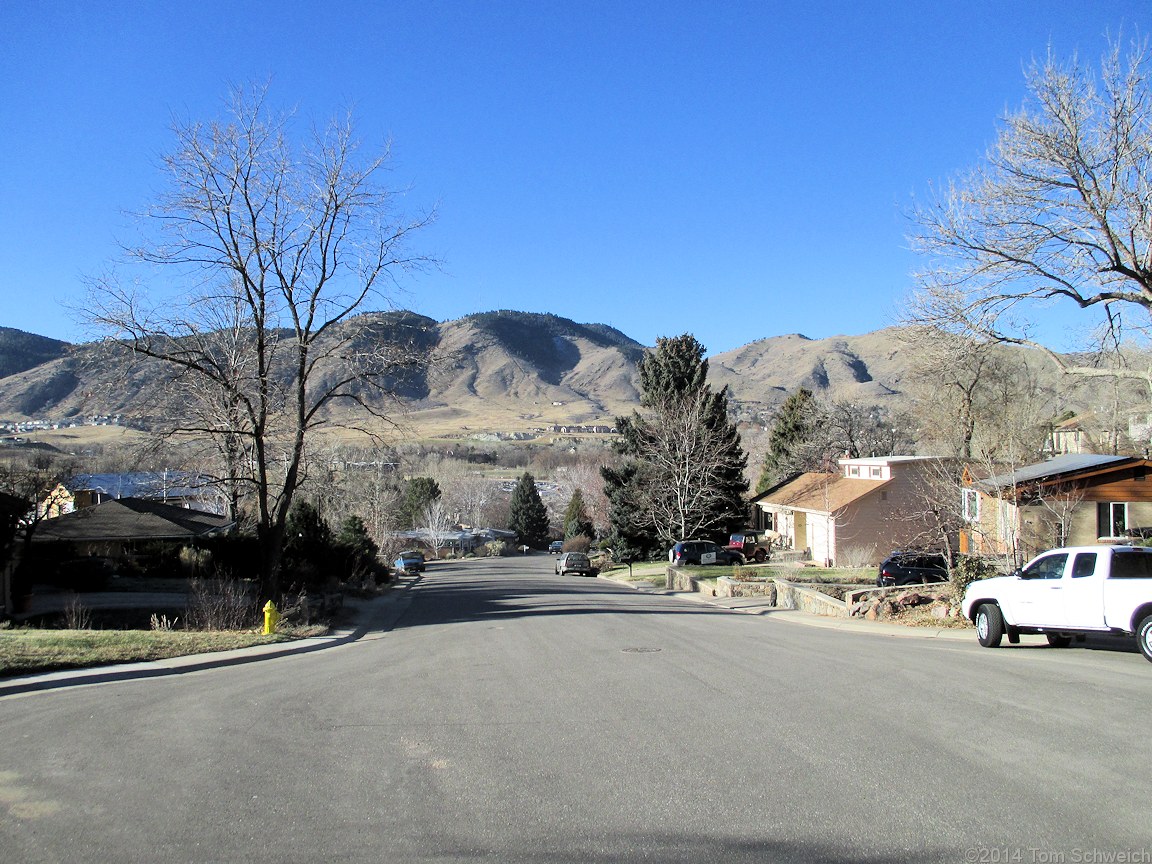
[{"x1": 3, "y1": 4, "x2": 1152, "y2": 862}]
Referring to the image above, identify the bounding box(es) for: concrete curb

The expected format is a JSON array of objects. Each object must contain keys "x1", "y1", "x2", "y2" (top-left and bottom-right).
[{"x1": 0, "y1": 575, "x2": 422, "y2": 698}]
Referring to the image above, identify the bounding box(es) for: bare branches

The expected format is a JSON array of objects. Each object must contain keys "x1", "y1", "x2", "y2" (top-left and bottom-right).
[
  {"x1": 84, "y1": 85, "x2": 435, "y2": 598},
  {"x1": 909, "y1": 38, "x2": 1152, "y2": 365}
]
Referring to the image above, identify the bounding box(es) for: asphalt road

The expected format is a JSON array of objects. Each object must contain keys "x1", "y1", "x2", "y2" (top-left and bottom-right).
[{"x1": 2, "y1": 555, "x2": 1151, "y2": 863}]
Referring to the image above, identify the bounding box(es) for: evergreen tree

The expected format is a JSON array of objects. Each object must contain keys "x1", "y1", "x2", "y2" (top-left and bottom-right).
[
  {"x1": 507, "y1": 472, "x2": 550, "y2": 548},
  {"x1": 337, "y1": 515, "x2": 379, "y2": 564},
  {"x1": 600, "y1": 461, "x2": 652, "y2": 562},
  {"x1": 399, "y1": 477, "x2": 441, "y2": 528},
  {"x1": 562, "y1": 488, "x2": 594, "y2": 540},
  {"x1": 283, "y1": 500, "x2": 334, "y2": 586},
  {"x1": 757, "y1": 388, "x2": 817, "y2": 492},
  {"x1": 602, "y1": 334, "x2": 749, "y2": 554}
]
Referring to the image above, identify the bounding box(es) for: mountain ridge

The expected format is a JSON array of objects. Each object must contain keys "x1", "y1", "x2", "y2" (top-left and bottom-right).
[{"x1": 0, "y1": 312, "x2": 1076, "y2": 436}]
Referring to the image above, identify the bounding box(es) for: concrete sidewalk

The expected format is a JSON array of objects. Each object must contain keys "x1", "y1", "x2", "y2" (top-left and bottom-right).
[{"x1": 0, "y1": 575, "x2": 421, "y2": 698}]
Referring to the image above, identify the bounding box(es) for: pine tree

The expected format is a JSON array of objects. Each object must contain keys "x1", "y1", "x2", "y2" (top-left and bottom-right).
[
  {"x1": 602, "y1": 334, "x2": 749, "y2": 555},
  {"x1": 399, "y1": 477, "x2": 441, "y2": 528},
  {"x1": 757, "y1": 388, "x2": 817, "y2": 493},
  {"x1": 336, "y1": 515, "x2": 379, "y2": 564},
  {"x1": 507, "y1": 472, "x2": 550, "y2": 549},
  {"x1": 562, "y1": 488, "x2": 594, "y2": 540}
]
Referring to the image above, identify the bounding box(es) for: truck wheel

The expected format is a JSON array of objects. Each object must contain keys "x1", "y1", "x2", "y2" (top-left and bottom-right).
[
  {"x1": 1045, "y1": 633, "x2": 1073, "y2": 648},
  {"x1": 1138, "y1": 615, "x2": 1152, "y2": 663},
  {"x1": 975, "y1": 604, "x2": 1005, "y2": 648},
  {"x1": 754, "y1": 549, "x2": 766, "y2": 563}
]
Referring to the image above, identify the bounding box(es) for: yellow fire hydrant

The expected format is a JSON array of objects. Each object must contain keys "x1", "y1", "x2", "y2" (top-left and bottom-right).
[{"x1": 263, "y1": 600, "x2": 280, "y2": 635}]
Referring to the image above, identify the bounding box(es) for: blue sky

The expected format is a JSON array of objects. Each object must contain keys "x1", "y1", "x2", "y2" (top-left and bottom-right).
[{"x1": 2, "y1": 1, "x2": 1149, "y2": 356}]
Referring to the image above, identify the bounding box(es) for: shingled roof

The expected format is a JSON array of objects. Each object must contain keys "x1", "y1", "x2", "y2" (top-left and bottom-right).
[
  {"x1": 755, "y1": 471, "x2": 889, "y2": 514},
  {"x1": 34, "y1": 497, "x2": 234, "y2": 542}
]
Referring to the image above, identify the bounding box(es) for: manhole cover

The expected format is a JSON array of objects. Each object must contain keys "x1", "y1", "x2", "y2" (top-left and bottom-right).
[{"x1": 621, "y1": 647, "x2": 662, "y2": 653}]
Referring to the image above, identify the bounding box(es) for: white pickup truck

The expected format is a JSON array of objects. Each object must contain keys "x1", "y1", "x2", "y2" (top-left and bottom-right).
[{"x1": 962, "y1": 544, "x2": 1152, "y2": 663}]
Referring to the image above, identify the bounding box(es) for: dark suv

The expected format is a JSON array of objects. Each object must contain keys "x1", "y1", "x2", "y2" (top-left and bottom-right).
[
  {"x1": 876, "y1": 552, "x2": 949, "y2": 587},
  {"x1": 669, "y1": 540, "x2": 744, "y2": 566}
]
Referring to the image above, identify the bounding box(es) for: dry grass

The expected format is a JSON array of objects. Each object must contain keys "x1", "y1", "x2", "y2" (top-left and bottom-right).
[
  {"x1": 888, "y1": 605, "x2": 975, "y2": 629},
  {"x1": 0, "y1": 627, "x2": 321, "y2": 678}
]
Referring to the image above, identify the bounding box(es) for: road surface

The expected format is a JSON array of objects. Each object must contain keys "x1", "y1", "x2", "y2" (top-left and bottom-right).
[{"x1": 2, "y1": 555, "x2": 1150, "y2": 862}]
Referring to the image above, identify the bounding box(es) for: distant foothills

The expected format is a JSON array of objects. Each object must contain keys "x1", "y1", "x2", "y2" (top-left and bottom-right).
[{"x1": 0, "y1": 310, "x2": 1085, "y2": 440}]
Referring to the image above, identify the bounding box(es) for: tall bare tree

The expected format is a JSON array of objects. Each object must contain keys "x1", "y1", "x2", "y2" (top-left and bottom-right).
[
  {"x1": 87, "y1": 85, "x2": 434, "y2": 599},
  {"x1": 909, "y1": 38, "x2": 1152, "y2": 392},
  {"x1": 899, "y1": 327, "x2": 1055, "y2": 461}
]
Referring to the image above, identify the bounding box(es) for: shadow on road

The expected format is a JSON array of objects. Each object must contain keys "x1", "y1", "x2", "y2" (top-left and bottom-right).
[{"x1": 388, "y1": 562, "x2": 729, "y2": 631}]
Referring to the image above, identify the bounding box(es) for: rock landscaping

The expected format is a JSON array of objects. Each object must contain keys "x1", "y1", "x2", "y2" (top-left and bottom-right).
[{"x1": 663, "y1": 564, "x2": 973, "y2": 629}]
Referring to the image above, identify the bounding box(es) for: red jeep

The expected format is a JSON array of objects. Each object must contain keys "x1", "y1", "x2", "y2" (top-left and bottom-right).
[{"x1": 726, "y1": 531, "x2": 772, "y2": 563}]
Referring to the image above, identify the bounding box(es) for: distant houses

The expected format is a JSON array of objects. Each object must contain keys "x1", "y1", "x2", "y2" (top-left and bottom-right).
[{"x1": 40, "y1": 472, "x2": 225, "y2": 519}]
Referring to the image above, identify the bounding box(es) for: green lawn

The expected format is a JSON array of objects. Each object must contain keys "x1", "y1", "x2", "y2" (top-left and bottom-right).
[{"x1": 0, "y1": 629, "x2": 297, "y2": 678}]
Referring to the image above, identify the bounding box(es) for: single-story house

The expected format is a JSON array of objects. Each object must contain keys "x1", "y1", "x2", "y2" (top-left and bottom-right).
[
  {"x1": 39, "y1": 472, "x2": 225, "y2": 519},
  {"x1": 34, "y1": 497, "x2": 235, "y2": 556},
  {"x1": 751, "y1": 456, "x2": 949, "y2": 567},
  {"x1": 961, "y1": 453, "x2": 1152, "y2": 563}
]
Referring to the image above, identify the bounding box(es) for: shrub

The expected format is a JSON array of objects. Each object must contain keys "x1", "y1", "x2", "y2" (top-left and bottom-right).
[
  {"x1": 179, "y1": 546, "x2": 213, "y2": 578},
  {"x1": 950, "y1": 555, "x2": 999, "y2": 601},
  {"x1": 484, "y1": 540, "x2": 512, "y2": 557},
  {"x1": 185, "y1": 577, "x2": 258, "y2": 631},
  {"x1": 838, "y1": 545, "x2": 877, "y2": 569},
  {"x1": 731, "y1": 566, "x2": 768, "y2": 582},
  {"x1": 562, "y1": 535, "x2": 592, "y2": 554}
]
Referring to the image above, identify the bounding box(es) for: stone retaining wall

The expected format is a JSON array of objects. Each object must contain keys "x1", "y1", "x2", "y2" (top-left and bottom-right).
[
  {"x1": 668, "y1": 567, "x2": 867, "y2": 618},
  {"x1": 770, "y1": 580, "x2": 849, "y2": 617}
]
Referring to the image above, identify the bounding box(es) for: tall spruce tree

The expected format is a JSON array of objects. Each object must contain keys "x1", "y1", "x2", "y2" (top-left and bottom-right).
[
  {"x1": 756, "y1": 388, "x2": 817, "y2": 493},
  {"x1": 508, "y1": 471, "x2": 550, "y2": 549},
  {"x1": 602, "y1": 334, "x2": 749, "y2": 555},
  {"x1": 562, "y1": 488, "x2": 594, "y2": 540}
]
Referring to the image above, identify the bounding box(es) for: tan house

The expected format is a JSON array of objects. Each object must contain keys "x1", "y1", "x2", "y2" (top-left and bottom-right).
[
  {"x1": 961, "y1": 454, "x2": 1152, "y2": 564},
  {"x1": 750, "y1": 457, "x2": 946, "y2": 567}
]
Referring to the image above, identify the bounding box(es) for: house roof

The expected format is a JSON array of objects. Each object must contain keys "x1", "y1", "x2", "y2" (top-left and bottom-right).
[
  {"x1": 754, "y1": 471, "x2": 889, "y2": 515},
  {"x1": 34, "y1": 497, "x2": 234, "y2": 543},
  {"x1": 978, "y1": 454, "x2": 1134, "y2": 490}
]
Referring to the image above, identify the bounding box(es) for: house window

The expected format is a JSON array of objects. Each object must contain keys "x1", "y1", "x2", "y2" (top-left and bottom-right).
[
  {"x1": 870, "y1": 467, "x2": 883, "y2": 478},
  {"x1": 962, "y1": 489, "x2": 981, "y2": 522},
  {"x1": 848, "y1": 467, "x2": 860, "y2": 477},
  {"x1": 1097, "y1": 502, "x2": 1128, "y2": 537}
]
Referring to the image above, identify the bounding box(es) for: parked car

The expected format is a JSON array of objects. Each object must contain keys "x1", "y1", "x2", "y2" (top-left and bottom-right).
[
  {"x1": 726, "y1": 531, "x2": 772, "y2": 563},
  {"x1": 669, "y1": 540, "x2": 744, "y2": 566},
  {"x1": 394, "y1": 550, "x2": 426, "y2": 573},
  {"x1": 962, "y1": 544, "x2": 1152, "y2": 662},
  {"x1": 555, "y1": 551, "x2": 593, "y2": 576},
  {"x1": 876, "y1": 552, "x2": 949, "y2": 587},
  {"x1": 548, "y1": 540, "x2": 564, "y2": 554}
]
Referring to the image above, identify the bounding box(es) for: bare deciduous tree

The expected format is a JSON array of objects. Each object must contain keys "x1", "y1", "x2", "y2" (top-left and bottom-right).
[
  {"x1": 421, "y1": 498, "x2": 455, "y2": 559},
  {"x1": 627, "y1": 387, "x2": 747, "y2": 546},
  {"x1": 899, "y1": 327, "x2": 1055, "y2": 461},
  {"x1": 908, "y1": 38, "x2": 1152, "y2": 392},
  {"x1": 87, "y1": 85, "x2": 434, "y2": 599}
]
